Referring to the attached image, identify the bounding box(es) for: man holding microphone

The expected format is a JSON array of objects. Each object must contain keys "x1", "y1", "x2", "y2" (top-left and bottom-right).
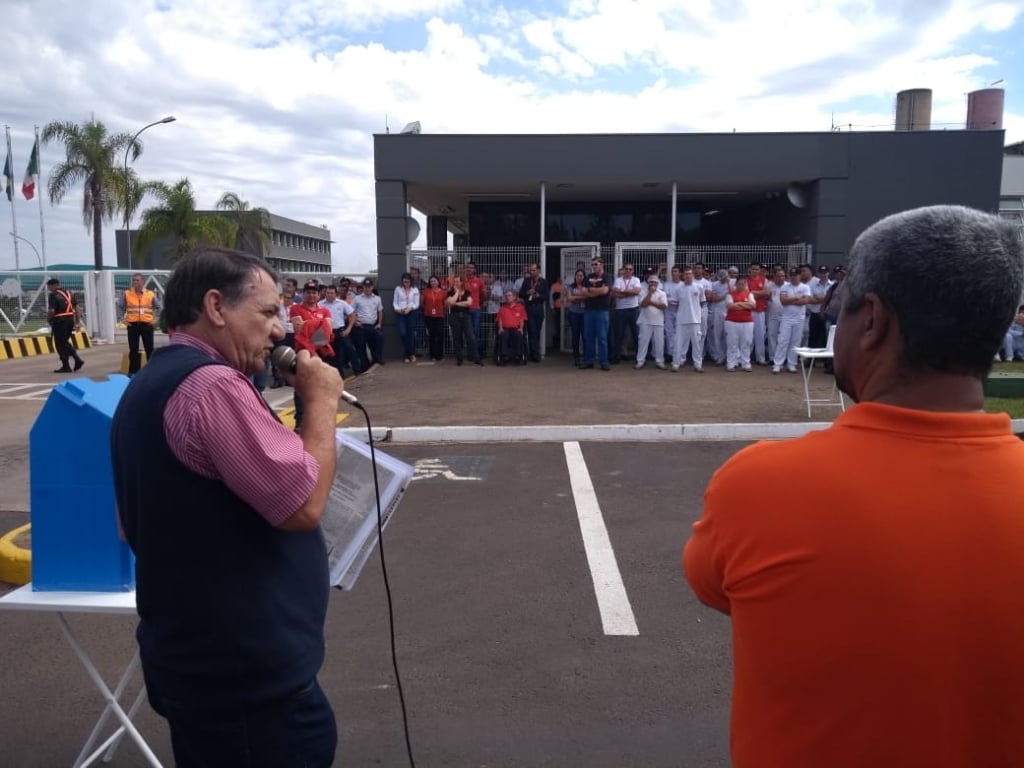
[{"x1": 111, "y1": 247, "x2": 343, "y2": 767}]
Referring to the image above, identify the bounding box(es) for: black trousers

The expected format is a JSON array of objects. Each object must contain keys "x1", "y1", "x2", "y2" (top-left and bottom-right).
[
  {"x1": 51, "y1": 317, "x2": 81, "y2": 367},
  {"x1": 524, "y1": 301, "x2": 545, "y2": 359},
  {"x1": 808, "y1": 313, "x2": 828, "y2": 349},
  {"x1": 448, "y1": 311, "x2": 479, "y2": 362},
  {"x1": 424, "y1": 316, "x2": 446, "y2": 360},
  {"x1": 498, "y1": 329, "x2": 524, "y2": 361},
  {"x1": 126, "y1": 322, "x2": 155, "y2": 375}
]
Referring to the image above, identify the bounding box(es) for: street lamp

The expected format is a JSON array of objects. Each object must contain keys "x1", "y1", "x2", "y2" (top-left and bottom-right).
[
  {"x1": 8, "y1": 232, "x2": 42, "y2": 268},
  {"x1": 124, "y1": 116, "x2": 176, "y2": 268}
]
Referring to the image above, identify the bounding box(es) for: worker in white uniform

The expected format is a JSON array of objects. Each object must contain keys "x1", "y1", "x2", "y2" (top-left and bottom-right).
[
  {"x1": 706, "y1": 269, "x2": 731, "y2": 365},
  {"x1": 662, "y1": 265, "x2": 682, "y2": 365},
  {"x1": 635, "y1": 274, "x2": 668, "y2": 369},
  {"x1": 673, "y1": 267, "x2": 705, "y2": 372},
  {"x1": 773, "y1": 266, "x2": 812, "y2": 373},
  {"x1": 766, "y1": 266, "x2": 786, "y2": 362}
]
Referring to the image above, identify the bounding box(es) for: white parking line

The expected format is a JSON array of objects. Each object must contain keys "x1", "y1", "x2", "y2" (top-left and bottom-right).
[
  {"x1": 13, "y1": 387, "x2": 53, "y2": 400},
  {"x1": 0, "y1": 383, "x2": 55, "y2": 400},
  {"x1": 563, "y1": 441, "x2": 639, "y2": 637}
]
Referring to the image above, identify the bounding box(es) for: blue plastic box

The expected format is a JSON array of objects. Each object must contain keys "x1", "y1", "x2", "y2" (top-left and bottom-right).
[{"x1": 30, "y1": 375, "x2": 135, "y2": 591}]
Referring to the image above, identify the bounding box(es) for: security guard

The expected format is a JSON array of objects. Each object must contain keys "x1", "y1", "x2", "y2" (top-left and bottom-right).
[
  {"x1": 117, "y1": 273, "x2": 162, "y2": 375},
  {"x1": 46, "y1": 277, "x2": 84, "y2": 373}
]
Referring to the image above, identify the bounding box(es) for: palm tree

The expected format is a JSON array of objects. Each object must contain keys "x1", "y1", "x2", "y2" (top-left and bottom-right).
[
  {"x1": 134, "y1": 178, "x2": 233, "y2": 264},
  {"x1": 42, "y1": 118, "x2": 139, "y2": 271},
  {"x1": 216, "y1": 191, "x2": 272, "y2": 257}
]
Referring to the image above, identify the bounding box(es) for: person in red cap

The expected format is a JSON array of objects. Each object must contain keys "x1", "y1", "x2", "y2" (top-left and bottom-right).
[{"x1": 289, "y1": 280, "x2": 334, "y2": 432}]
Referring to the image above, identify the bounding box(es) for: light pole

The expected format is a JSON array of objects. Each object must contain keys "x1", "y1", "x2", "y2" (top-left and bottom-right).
[
  {"x1": 9, "y1": 232, "x2": 42, "y2": 268},
  {"x1": 124, "y1": 116, "x2": 176, "y2": 268},
  {"x1": 8, "y1": 231, "x2": 41, "y2": 317}
]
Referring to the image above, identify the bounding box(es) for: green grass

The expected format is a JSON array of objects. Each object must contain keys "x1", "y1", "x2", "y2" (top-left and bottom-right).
[
  {"x1": 986, "y1": 361, "x2": 1024, "y2": 417},
  {"x1": 985, "y1": 397, "x2": 1024, "y2": 418}
]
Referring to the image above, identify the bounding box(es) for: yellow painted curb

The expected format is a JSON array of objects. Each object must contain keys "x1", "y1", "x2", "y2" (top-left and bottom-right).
[
  {"x1": 119, "y1": 352, "x2": 149, "y2": 374},
  {"x1": 0, "y1": 524, "x2": 31, "y2": 586},
  {"x1": 0, "y1": 331, "x2": 91, "y2": 361}
]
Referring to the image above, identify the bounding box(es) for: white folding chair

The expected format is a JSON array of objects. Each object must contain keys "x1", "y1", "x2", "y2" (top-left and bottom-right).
[{"x1": 793, "y1": 325, "x2": 846, "y2": 418}]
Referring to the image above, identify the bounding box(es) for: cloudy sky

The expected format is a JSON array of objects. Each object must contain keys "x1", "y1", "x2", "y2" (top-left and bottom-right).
[{"x1": 1, "y1": 0, "x2": 1021, "y2": 273}]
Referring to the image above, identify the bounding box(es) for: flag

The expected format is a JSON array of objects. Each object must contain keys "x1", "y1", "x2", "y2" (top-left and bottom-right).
[
  {"x1": 2, "y1": 149, "x2": 12, "y2": 202},
  {"x1": 22, "y1": 140, "x2": 39, "y2": 200}
]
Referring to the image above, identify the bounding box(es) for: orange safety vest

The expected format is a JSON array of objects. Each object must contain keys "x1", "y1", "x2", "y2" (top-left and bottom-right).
[
  {"x1": 124, "y1": 290, "x2": 156, "y2": 324},
  {"x1": 53, "y1": 289, "x2": 75, "y2": 318}
]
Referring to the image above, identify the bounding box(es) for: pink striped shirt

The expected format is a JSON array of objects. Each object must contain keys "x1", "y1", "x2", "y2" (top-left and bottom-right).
[{"x1": 163, "y1": 332, "x2": 319, "y2": 527}]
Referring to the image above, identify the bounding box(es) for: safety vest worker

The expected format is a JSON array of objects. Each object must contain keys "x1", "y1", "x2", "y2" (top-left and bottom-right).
[{"x1": 124, "y1": 289, "x2": 157, "y2": 324}]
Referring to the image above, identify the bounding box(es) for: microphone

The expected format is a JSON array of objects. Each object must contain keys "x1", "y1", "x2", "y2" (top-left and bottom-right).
[{"x1": 271, "y1": 345, "x2": 360, "y2": 405}]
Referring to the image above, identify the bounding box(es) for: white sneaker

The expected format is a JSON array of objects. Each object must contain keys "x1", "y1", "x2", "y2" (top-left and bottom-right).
[
  {"x1": 772, "y1": 366, "x2": 781, "y2": 374},
  {"x1": 655, "y1": 362, "x2": 666, "y2": 370},
  {"x1": 741, "y1": 366, "x2": 752, "y2": 372},
  {"x1": 671, "y1": 364, "x2": 680, "y2": 371},
  {"x1": 693, "y1": 366, "x2": 704, "y2": 373},
  {"x1": 635, "y1": 361, "x2": 645, "y2": 369},
  {"x1": 786, "y1": 367, "x2": 798, "y2": 374}
]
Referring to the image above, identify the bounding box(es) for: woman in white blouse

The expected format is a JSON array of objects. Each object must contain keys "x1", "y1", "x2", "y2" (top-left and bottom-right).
[{"x1": 393, "y1": 272, "x2": 421, "y2": 363}]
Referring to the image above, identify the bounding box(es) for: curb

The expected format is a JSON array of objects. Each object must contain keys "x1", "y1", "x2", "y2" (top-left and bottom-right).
[
  {"x1": 0, "y1": 331, "x2": 92, "y2": 361},
  {"x1": 0, "y1": 524, "x2": 31, "y2": 585},
  {"x1": 353, "y1": 417, "x2": 1024, "y2": 444}
]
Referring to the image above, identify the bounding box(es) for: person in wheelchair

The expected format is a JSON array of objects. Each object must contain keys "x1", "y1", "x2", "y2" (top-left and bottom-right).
[{"x1": 496, "y1": 289, "x2": 528, "y2": 366}]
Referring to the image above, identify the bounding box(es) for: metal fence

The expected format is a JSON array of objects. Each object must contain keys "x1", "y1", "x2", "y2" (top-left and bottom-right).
[{"x1": 0, "y1": 271, "x2": 92, "y2": 338}]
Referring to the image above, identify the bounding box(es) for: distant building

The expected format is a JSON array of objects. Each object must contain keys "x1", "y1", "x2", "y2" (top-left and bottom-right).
[{"x1": 116, "y1": 211, "x2": 333, "y2": 272}]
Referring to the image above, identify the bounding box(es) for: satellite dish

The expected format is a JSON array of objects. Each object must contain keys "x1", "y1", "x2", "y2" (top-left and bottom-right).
[
  {"x1": 0, "y1": 278, "x2": 22, "y2": 298},
  {"x1": 400, "y1": 121, "x2": 421, "y2": 135},
  {"x1": 786, "y1": 183, "x2": 807, "y2": 209},
  {"x1": 405, "y1": 216, "x2": 421, "y2": 245}
]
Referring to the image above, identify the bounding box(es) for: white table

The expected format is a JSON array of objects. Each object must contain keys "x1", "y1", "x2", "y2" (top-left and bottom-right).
[{"x1": 0, "y1": 584, "x2": 163, "y2": 768}]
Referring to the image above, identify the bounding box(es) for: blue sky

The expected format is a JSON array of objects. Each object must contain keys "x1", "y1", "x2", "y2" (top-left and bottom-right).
[{"x1": 0, "y1": 0, "x2": 1021, "y2": 273}]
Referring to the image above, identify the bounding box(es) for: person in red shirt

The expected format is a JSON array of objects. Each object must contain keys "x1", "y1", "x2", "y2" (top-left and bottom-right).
[
  {"x1": 420, "y1": 275, "x2": 448, "y2": 361},
  {"x1": 725, "y1": 276, "x2": 755, "y2": 371},
  {"x1": 496, "y1": 289, "x2": 527, "y2": 365},
  {"x1": 289, "y1": 280, "x2": 335, "y2": 432},
  {"x1": 746, "y1": 263, "x2": 770, "y2": 365},
  {"x1": 463, "y1": 261, "x2": 486, "y2": 357}
]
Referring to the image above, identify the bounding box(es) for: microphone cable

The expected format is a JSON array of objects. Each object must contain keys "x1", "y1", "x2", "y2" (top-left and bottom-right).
[{"x1": 345, "y1": 399, "x2": 417, "y2": 768}]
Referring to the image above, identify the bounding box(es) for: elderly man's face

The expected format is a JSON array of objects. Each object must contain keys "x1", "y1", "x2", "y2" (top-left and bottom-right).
[{"x1": 220, "y1": 269, "x2": 284, "y2": 376}]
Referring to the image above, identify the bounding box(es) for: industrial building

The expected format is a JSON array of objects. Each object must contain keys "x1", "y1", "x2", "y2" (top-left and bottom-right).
[
  {"x1": 371, "y1": 87, "x2": 1009, "y2": 354},
  {"x1": 116, "y1": 211, "x2": 332, "y2": 272}
]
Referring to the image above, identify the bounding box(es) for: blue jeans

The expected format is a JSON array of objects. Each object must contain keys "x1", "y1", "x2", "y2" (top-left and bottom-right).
[
  {"x1": 583, "y1": 309, "x2": 609, "y2": 366},
  {"x1": 395, "y1": 313, "x2": 416, "y2": 359},
  {"x1": 568, "y1": 311, "x2": 584, "y2": 360},
  {"x1": 148, "y1": 677, "x2": 337, "y2": 768}
]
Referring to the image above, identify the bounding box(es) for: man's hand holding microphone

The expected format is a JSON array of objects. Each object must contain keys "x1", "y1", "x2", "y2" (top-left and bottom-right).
[{"x1": 271, "y1": 346, "x2": 358, "y2": 405}]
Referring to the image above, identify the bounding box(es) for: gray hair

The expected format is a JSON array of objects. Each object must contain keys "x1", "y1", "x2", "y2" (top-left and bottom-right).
[{"x1": 843, "y1": 205, "x2": 1024, "y2": 376}]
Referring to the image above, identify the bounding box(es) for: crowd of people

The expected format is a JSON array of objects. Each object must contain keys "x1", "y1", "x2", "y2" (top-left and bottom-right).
[{"x1": 231, "y1": 254, "x2": 1024, "y2": 402}]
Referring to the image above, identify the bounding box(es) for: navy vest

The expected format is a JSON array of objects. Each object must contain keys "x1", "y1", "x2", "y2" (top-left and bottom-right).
[{"x1": 111, "y1": 343, "x2": 329, "y2": 708}]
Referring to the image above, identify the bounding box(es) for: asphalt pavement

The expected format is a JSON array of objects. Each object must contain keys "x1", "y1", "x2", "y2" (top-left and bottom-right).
[{"x1": 0, "y1": 340, "x2": 867, "y2": 766}]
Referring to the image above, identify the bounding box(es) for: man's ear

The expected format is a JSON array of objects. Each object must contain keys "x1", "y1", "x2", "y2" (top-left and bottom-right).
[
  {"x1": 858, "y1": 293, "x2": 890, "y2": 353},
  {"x1": 202, "y1": 289, "x2": 227, "y2": 328}
]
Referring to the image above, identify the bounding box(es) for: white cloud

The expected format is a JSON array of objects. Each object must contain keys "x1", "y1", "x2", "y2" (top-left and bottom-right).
[{"x1": 0, "y1": 0, "x2": 1020, "y2": 274}]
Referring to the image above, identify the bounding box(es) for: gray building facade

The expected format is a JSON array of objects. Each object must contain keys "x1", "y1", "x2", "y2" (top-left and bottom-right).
[{"x1": 374, "y1": 129, "x2": 1005, "y2": 296}]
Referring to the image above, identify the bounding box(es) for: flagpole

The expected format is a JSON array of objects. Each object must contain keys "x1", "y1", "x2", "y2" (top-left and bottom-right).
[
  {"x1": 4, "y1": 126, "x2": 23, "y2": 314},
  {"x1": 33, "y1": 125, "x2": 47, "y2": 272}
]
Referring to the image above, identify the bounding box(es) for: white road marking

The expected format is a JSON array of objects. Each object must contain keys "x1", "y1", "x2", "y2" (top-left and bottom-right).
[
  {"x1": 13, "y1": 387, "x2": 54, "y2": 400},
  {"x1": 0, "y1": 383, "x2": 55, "y2": 400},
  {"x1": 563, "y1": 441, "x2": 639, "y2": 637}
]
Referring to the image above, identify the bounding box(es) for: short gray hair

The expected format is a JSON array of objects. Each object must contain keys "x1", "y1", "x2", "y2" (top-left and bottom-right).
[{"x1": 843, "y1": 205, "x2": 1024, "y2": 376}]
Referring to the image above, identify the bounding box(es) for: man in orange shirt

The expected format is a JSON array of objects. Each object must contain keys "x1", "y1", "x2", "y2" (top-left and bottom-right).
[{"x1": 684, "y1": 205, "x2": 1024, "y2": 768}]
